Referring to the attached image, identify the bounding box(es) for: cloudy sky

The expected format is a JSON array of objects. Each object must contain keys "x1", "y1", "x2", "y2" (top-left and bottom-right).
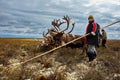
[{"x1": 0, "y1": 0, "x2": 120, "y2": 39}]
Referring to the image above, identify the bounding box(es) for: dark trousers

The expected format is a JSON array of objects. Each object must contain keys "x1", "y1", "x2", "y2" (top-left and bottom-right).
[
  {"x1": 102, "y1": 39, "x2": 106, "y2": 47},
  {"x1": 87, "y1": 45, "x2": 97, "y2": 61}
]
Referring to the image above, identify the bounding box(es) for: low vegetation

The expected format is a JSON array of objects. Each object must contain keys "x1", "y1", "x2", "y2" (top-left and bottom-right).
[{"x1": 0, "y1": 38, "x2": 120, "y2": 80}]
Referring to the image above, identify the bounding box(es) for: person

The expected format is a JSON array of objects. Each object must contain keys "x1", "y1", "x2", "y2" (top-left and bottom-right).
[
  {"x1": 101, "y1": 29, "x2": 107, "y2": 48},
  {"x1": 85, "y1": 15, "x2": 100, "y2": 61}
]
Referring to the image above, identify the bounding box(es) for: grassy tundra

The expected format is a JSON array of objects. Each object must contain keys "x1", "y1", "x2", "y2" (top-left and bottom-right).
[{"x1": 0, "y1": 38, "x2": 120, "y2": 80}]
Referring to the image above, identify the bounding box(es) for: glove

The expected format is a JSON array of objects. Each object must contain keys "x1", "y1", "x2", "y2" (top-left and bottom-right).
[{"x1": 91, "y1": 32, "x2": 96, "y2": 36}]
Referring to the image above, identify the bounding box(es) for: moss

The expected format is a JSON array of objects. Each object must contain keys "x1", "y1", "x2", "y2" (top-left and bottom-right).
[{"x1": 82, "y1": 69, "x2": 106, "y2": 80}]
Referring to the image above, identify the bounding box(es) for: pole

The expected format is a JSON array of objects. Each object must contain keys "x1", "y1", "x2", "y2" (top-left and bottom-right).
[
  {"x1": 21, "y1": 33, "x2": 90, "y2": 65},
  {"x1": 101, "y1": 20, "x2": 120, "y2": 29}
]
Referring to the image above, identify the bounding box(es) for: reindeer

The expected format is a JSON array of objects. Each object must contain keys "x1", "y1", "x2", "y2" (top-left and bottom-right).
[
  {"x1": 42, "y1": 16, "x2": 87, "y2": 53},
  {"x1": 51, "y1": 16, "x2": 87, "y2": 53}
]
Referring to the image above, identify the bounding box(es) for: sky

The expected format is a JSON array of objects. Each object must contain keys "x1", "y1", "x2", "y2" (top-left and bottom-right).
[{"x1": 0, "y1": 0, "x2": 120, "y2": 39}]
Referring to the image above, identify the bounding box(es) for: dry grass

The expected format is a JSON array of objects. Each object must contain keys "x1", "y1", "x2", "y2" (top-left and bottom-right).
[{"x1": 0, "y1": 38, "x2": 120, "y2": 80}]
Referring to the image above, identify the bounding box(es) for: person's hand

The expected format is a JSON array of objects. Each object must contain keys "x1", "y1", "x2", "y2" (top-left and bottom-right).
[{"x1": 91, "y1": 32, "x2": 96, "y2": 36}]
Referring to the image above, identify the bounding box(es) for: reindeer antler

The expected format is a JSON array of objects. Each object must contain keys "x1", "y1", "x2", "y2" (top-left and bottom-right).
[
  {"x1": 61, "y1": 15, "x2": 71, "y2": 32},
  {"x1": 52, "y1": 19, "x2": 58, "y2": 31},
  {"x1": 67, "y1": 23, "x2": 75, "y2": 34},
  {"x1": 51, "y1": 19, "x2": 65, "y2": 32},
  {"x1": 51, "y1": 15, "x2": 71, "y2": 33},
  {"x1": 43, "y1": 31, "x2": 49, "y2": 37}
]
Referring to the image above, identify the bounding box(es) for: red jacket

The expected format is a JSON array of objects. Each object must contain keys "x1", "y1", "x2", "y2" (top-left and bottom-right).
[
  {"x1": 86, "y1": 22, "x2": 97, "y2": 34},
  {"x1": 85, "y1": 21, "x2": 97, "y2": 44}
]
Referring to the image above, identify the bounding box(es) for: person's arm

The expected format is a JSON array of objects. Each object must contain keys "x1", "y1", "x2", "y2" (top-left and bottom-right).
[
  {"x1": 101, "y1": 29, "x2": 107, "y2": 39},
  {"x1": 92, "y1": 22, "x2": 97, "y2": 32},
  {"x1": 91, "y1": 22, "x2": 97, "y2": 36}
]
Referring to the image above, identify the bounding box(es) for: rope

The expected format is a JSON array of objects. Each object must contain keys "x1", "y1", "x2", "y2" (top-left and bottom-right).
[{"x1": 19, "y1": 20, "x2": 120, "y2": 65}]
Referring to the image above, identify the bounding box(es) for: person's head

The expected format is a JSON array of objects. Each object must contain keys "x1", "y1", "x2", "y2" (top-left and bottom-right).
[
  {"x1": 101, "y1": 29, "x2": 104, "y2": 32},
  {"x1": 88, "y1": 15, "x2": 94, "y2": 22}
]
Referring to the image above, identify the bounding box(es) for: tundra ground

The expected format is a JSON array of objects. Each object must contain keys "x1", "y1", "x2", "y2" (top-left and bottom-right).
[{"x1": 0, "y1": 38, "x2": 120, "y2": 80}]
